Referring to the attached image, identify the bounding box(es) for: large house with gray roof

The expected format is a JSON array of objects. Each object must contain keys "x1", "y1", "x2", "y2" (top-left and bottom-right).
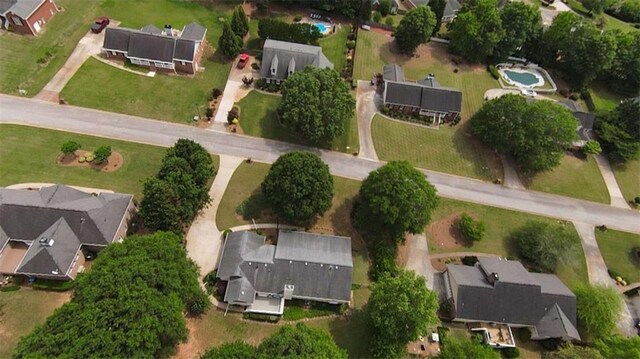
[
  {"x1": 444, "y1": 258, "x2": 580, "y2": 347},
  {"x1": 216, "y1": 230, "x2": 353, "y2": 315},
  {"x1": 260, "y1": 39, "x2": 333, "y2": 84},
  {"x1": 102, "y1": 22, "x2": 207, "y2": 74},
  {"x1": 408, "y1": 0, "x2": 461, "y2": 21},
  {"x1": 0, "y1": 0, "x2": 58, "y2": 35},
  {"x1": 382, "y1": 64, "x2": 463, "y2": 124},
  {"x1": 0, "y1": 185, "x2": 134, "y2": 280}
]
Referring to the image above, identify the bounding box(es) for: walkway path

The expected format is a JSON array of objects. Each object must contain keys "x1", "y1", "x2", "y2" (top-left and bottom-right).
[
  {"x1": 34, "y1": 22, "x2": 119, "y2": 103},
  {"x1": 594, "y1": 154, "x2": 629, "y2": 209},
  {"x1": 185, "y1": 155, "x2": 243, "y2": 278},
  {"x1": 356, "y1": 80, "x2": 379, "y2": 160},
  {"x1": 500, "y1": 154, "x2": 525, "y2": 190},
  {"x1": 2, "y1": 95, "x2": 640, "y2": 234}
]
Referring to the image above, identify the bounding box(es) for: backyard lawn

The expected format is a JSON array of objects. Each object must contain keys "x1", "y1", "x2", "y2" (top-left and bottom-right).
[
  {"x1": 372, "y1": 115, "x2": 502, "y2": 181},
  {"x1": 59, "y1": 0, "x2": 235, "y2": 123},
  {"x1": 428, "y1": 198, "x2": 588, "y2": 290},
  {"x1": 0, "y1": 0, "x2": 102, "y2": 96},
  {"x1": 0, "y1": 289, "x2": 71, "y2": 358},
  {"x1": 235, "y1": 90, "x2": 359, "y2": 153},
  {"x1": 596, "y1": 229, "x2": 640, "y2": 283},
  {"x1": 0, "y1": 124, "x2": 212, "y2": 200},
  {"x1": 612, "y1": 159, "x2": 639, "y2": 203},
  {"x1": 319, "y1": 25, "x2": 349, "y2": 71},
  {"x1": 589, "y1": 81, "x2": 625, "y2": 112},
  {"x1": 526, "y1": 153, "x2": 610, "y2": 204}
]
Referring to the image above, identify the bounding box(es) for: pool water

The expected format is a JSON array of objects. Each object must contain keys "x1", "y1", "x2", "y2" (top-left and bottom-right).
[
  {"x1": 503, "y1": 70, "x2": 540, "y2": 86},
  {"x1": 315, "y1": 23, "x2": 328, "y2": 33}
]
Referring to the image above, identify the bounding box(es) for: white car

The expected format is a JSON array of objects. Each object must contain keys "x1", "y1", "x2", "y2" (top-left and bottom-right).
[{"x1": 521, "y1": 89, "x2": 537, "y2": 97}]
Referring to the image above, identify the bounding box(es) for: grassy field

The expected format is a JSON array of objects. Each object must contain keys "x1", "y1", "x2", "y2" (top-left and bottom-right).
[
  {"x1": 596, "y1": 230, "x2": 640, "y2": 283},
  {"x1": 58, "y1": 0, "x2": 235, "y2": 124},
  {"x1": 0, "y1": 0, "x2": 102, "y2": 96},
  {"x1": 429, "y1": 198, "x2": 588, "y2": 290},
  {"x1": 564, "y1": 0, "x2": 638, "y2": 32},
  {"x1": 589, "y1": 81, "x2": 625, "y2": 112},
  {"x1": 372, "y1": 115, "x2": 502, "y2": 181},
  {"x1": 0, "y1": 289, "x2": 71, "y2": 358},
  {"x1": 612, "y1": 159, "x2": 639, "y2": 203},
  {"x1": 526, "y1": 153, "x2": 610, "y2": 204},
  {"x1": 235, "y1": 90, "x2": 359, "y2": 153},
  {"x1": 0, "y1": 124, "x2": 171, "y2": 199},
  {"x1": 319, "y1": 25, "x2": 349, "y2": 71}
]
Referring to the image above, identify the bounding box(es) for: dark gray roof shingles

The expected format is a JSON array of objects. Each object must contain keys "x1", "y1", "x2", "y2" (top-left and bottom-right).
[
  {"x1": 128, "y1": 32, "x2": 176, "y2": 63},
  {"x1": 260, "y1": 39, "x2": 333, "y2": 80},
  {"x1": 181, "y1": 22, "x2": 206, "y2": 41}
]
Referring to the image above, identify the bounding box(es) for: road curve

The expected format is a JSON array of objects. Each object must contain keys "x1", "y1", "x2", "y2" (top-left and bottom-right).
[{"x1": 1, "y1": 94, "x2": 639, "y2": 234}]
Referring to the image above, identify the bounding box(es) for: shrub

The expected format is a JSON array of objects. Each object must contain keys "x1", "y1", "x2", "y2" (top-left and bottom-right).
[
  {"x1": 203, "y1": 270, "x2": 217, "y2": 295},
  {"x1": 582, "y1": 140, "x2": 602, "y2": 155},
  {"x1": 385, "y1": 17, "x2": 394, "y2": 26},
  {"x1": 346, "y1": 40, "x2": 356, "y2": 49},
  {"x1": 32, "y1": 279, "x2": 75, "y2": 291},
  {"x1": 635, "y1": 196, "x2": 640, "y2": 204},
  {"x1": 227, "y1": 107, "x2": 239, "y2": 124},
  {"x1": 569, "y1": 93, "x2": 579, "y2": 101},
  {"x1": 503, "y1": 347, "x2": 520, "y2": 358},
  {"x1": 93, "y1": 146, "x2": 112, "y2": 164},
  {"x1": 0, "y1": 285, "x2": 20, "y2": 292},
  {"x1": 458, "y1": 213, "x2": 485, "y2": 242},
  {"x1": 373, "y1": 11, "x2": 382, "y2": 23},
  {"x1": 85, "y1": 153, "x2": 95, "y2": 162},
  {"x1": 461, "y1": 256, "x2": 479, "y2": 266},
  {"x1": 61, "y1": 141, "x2": 81, "y2": 156},
  {"x1": 488, "y1": 65, "x2": 500, "y2": 79},
  {"x1": 78, "y1": 156, "x2": 86, "y2": 163},
  {"x1": 212, "y1": 88, "x2": 222, "y2": 99},
  {"x1": 205, "y1": 107, "x2": 214, "y2": 118},
  {"x1": 256, "y1": 78, "x2": 266, "y2": 89},
  {"x1": 293, "y1": 15, "x2": 302, "y2": 22},
  {"x1": 266, "y1": 83, "x2": 279, "y2": 92},
  {"x1": 251, "y1": 62, "x2": 259, "y2": 70}
]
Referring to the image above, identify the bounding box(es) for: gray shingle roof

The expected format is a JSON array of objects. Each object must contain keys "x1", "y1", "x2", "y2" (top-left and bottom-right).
[
  {"x1": 385, "y1": 80, "x2": 462, "y2": 113},
  {"x1": 181, "y1": 22, "x2": 206, "y2": 42},
  {"x1": 443, "y1": 0, "x2": 461, "y2": 18},
  {"x1": 128, "y1": 32, "x2": 176, "y2": 63},
  {"x1": 217, "y1": 230, "x2": 353, "y2": 305},
  {"x1": 384, "y1": 64, "x2": 405, "y2": 82},
  {"x1": 446, "y1": 258, "x2": 578, "y2": 340},
  {"x1": 140, "y1": 24, "x2": 162, "y2": 35},
  {"x1": 103, "y1": 27, "x2": 133, "y2": 52},
  {"x1": 174, "y1": 38, "x2": 196, "y2": 61},
  {"x1": 1, "y1": 0, "x2": 43, "y2": 18},
  {"x1": 0, "y1": 185, "x2": 132, "y2": 278},
  {"x1": 0, "y1": 0, "x2": 17, "y2": 14},
  {"x1": 417, "y1": 76, "x2": 440, "y2": 88},
  {"x1": 533, "y1": 304, "x2": 581, "y2": 341},
  {"x1": 260, "y1": 39, "x2": 333, "y2": 80}
]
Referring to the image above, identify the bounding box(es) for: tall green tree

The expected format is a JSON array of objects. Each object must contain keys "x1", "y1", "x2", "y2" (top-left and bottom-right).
[
  {"x1": 14, "y1": 232, "x2": 207, "y2": 358},
  {"x1": 379, "y1": 0, "x2": 392, "y2": 16},
  {"x1": 218, "y1": 22, "x2": 242, "y2": 59},
  {"x1": 438, "y1": 336, "x2": 501, "y2": 359},
  {"x1": 201, "y1": 341, "x2": 256, "y2": 359},
  {"x1": 139, "y1": 177, "x2": 183, "y2": 234},
  {"x1": 278, "y1": 67, "x2": 355, "y2": 145},
  {"x1": 448, "y1": 0, "x2": 504, "y2": 63},
  {"x1": 367, "y1": 270, "x2": 439, "y2": 359},
  {"x1": 360, "y1": 0, "x2": 372, "y2": 21},
  {"x1": 492, "y1": 2, "x2": 542, "y2": 61},
  {"x1": 575, "y1": 284, "x2": 622, "y2": 339},
  {"x1": 544, "y1": 343, "x2": 605, "y2": 359},
  {"x1": 61, "y1": 140, "x2": 81, "y2": 156},
  {"x1": 394, "y1": 5, "x2": 437, "y2": 54},
  {"x1": 261, "y1": 152, "x2": 334, "y2": 222},
  {"x1": 510, "y1": 221, "x2": 578, "y2": 272},
  {"x1": 230, "y1": 6, "x2": 249, "y2": 38},
  {"x1": 582, "y1": 0, "x2": 610, "y2": 14},
  {"x1": 595, "y1": 98, "x2": 640, "y2": 163},
  {"x1": 158, "y1": 157, "x2": 202, "y2": 222},
  {"x1": 470, "y1": 95, "x2": 577, "y2": 173},
  {"x1": 542, "y1": 12, "x2": 616, "y2": 88},
  {"x1": 256, "y1": 323, "x2": 347, "y2": 358},
  {"x1": 164, "y1": 138, "x2": 215, "y2": 188},
  {"x1": 354, "y1": 161, "x2": 439, "y2": 238},
  {"x1": 427, "y1": 0, "x2": 447, "y2": 36},
  {"x1": 595, "y1": 335, "x2": 640, "y2": 359},
  {"x1": 609, "y1": 31, "x2": 640, "y2": 94}
]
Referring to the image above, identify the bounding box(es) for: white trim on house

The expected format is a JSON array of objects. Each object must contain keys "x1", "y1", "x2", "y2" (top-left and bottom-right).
[
  {"x1": 64, "y1": 245, "x2": 83, "y2": 277},
  {"x1": 24, "y1": 0, "x2": 47, "y2": 20}
]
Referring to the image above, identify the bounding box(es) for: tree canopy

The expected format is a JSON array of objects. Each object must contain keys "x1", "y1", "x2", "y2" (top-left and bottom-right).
[
  {"x1": 511, "y1": 221, "x2": 578, "y2": 272},
  {"x1": 492, "y1": 2, "x2": 542, "y2": 61},
  {"x1": 14, "y1": 232, "x2": 208, "y2": 358},
  {"x1": 61, "y1": 140, "x2": 81, "y2": 155},
  {"x1": 139, "y1": 176, "x2": 183, "y2": 234},
  {"x1": 438, "y1": 336, "x2": 501, "y2": 359},
  {"x1": 354, "y1": 161, "x2": 439, "y2": 238},
  {"x1": 544, "y1": 343, "x2": 605, "y2": 359},
  {"x1": 218, "y1": 22, "x2": 242, "y2": 59},
  {"x1": 595, "y1": 98, "x2": 640, "y2": 163},
  {"x1": 230, "y1": 6, "x2": 249, "y2": 38},
  {"x1": 594, "y1": 335, "x2": 640, "y2": 359},
  {"x1": 609, "y1": 31, "x2": 640, "y2": 94},
  {"x1": 427, "y1": 0, "x2": 446, "y2": 36},
  {"x1": 582, "y1": 0, "x2": 609, "y2": 14},
  {"x1": 575, "y1": 284, "x2": 622, "y2": 339},
  {"x1": 394, "y1": 5, "x2": 437, "y2": 54},
  {"x1": 255, "y1": 323, "x2": 347, "y2": 358},
  {"x1": 278, "y1": 67, "x2": 355, "y2": 145},
  {"x1": 367, "y1": 270, "x2": 439, "y2": 359},
  {"x1": 258, "y1": 18, "x2": 322, "y2": 45},
  {"x1": 261, "y1": 151, "x2": 334, "y2": 222},
  {"x1": 470, "y1": 94, "x2": 577, "y2": 173},
  {"x1": 201, "y1": 341, "x2": 256, "y2": 359},
  {"x1": 379, "y1": 0, "x2": 392, "y2": 16},
  {"x1": 448, "y1": 0, "x2": 504, "y2": 63}
]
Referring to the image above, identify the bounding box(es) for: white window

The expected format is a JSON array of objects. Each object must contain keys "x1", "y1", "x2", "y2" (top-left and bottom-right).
[
  {"x1": 11, "y1": 16, "x2": 22, "y2": 25},
  {"x1": 111, "y1": 51, "x2": 117, "y2": 56},
  {"x1": 181, "y1": 61, "x2": 186, "y2": 66},
  {"x1": 154, "y1": 61, "x2": 174, "y2": 69},
  {"x1": 130, "y1": 58, "x2": 150, "y2": 66}
]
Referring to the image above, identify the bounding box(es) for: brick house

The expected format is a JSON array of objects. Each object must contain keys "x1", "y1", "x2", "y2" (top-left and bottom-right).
[
  {"x1": 102, "y1": 22, "x2": 207, "y2": 74},
  {"x1": 0, "y1": 0, "x2": 58, "y2": 35}
]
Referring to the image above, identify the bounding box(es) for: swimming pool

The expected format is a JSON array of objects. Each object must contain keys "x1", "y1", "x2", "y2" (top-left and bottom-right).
[
  {"x1": 314, "y1": 22, "x2": 329, "y2": 34},
  {"x1": 500, "y1": 68, "x2": 545, "y2": 88}
]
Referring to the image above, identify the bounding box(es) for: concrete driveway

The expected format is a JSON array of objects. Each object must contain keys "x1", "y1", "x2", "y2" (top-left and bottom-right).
[
  {"x1": 356, "y1": 80, "x2": 380, "y2": 160},
  {"x1": 212, "y1": 55, "x2": 257, "y2": 126},
  {"x1": 34, "y1": 22, "x2": 119, "y2": 103}
]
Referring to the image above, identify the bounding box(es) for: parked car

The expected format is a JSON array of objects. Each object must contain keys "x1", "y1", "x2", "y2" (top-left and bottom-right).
[
  {"x1": 91, "y1": 17, "x2": 110, "y2": 34},
  {"x1": 521, "y1": 89, "x2": 537, "y2": 97},
  {"x1": 237, "y1": 53, "x2": 249, "y2": 69}
]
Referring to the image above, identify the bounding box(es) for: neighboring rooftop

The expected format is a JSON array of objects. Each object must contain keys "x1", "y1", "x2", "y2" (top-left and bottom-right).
[
  {"x1": 260, "y1": 39, "x2": 333, "y2": 80},
  {"x1": 0, "y1": 0, "x2": 43, "y2": 18}
]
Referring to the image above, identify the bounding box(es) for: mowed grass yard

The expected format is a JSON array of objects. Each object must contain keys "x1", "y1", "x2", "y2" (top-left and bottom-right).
[
  {"x1": 319, "y1": 25, "x2": 349, "y2": 71},
  {"x1": 526, "y1": 153, "x2": 610, "y2": 204},
  {"x1": 596, "y1": 230, "x2": 640, "y2": 283},
  {"x1": 428, "y1": 198, "x2": 588, "y2": 290},
  {"x1": 612, "y1": 159, "x2": 639, "y2": 203},
  {"x1": 60, "y1": 0, "x2": 235, "y2": 124},
  {"x1": 0, "y1": 125, "x2": 170, "y2": 199},
  {"x1": 235, "y1": 90, "x2": 359, "y2": 153},
  {"x1": 0, "y1": 289, "x2": 71, "y2": 358},
  {"x1": 372, "y1": 115, "x2": 502, "y2": 181},
  {"x1": 0, "y1": 0, "x2": 102, "y2": 96}
]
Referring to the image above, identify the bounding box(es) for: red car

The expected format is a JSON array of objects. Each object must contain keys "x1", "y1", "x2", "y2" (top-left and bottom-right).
[
  {"x1": 91, "y1": 17, "x2": 110, "y2": 34},
  {"x1": 237, "y1": 53, "x2": 249, "y2": 69}
]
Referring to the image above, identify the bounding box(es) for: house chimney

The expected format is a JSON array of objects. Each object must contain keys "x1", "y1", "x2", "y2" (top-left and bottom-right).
[
  {"x1": 164, "y1": 24, "x2": 173, "y2": 36},
  {"x1": 487, "y1": 272, "x2": 499, "y2": 285}
]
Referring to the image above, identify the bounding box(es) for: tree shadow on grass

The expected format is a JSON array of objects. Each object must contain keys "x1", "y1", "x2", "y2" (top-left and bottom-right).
[
  {"x1": 328, "y1": 309, "x2": 372, "y2": 359},
  {"x1": 451, "y1": 122, "x2": 502, "y2": 181}
]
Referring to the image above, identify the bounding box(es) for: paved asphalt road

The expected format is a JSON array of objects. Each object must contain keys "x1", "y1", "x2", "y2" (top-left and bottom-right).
[{"x1": 1, "y1": 94, "x2": 639, "y2": 234}]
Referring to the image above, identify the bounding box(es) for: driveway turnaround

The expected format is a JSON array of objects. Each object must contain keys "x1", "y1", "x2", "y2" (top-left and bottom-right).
[{"x1": 1, "y1": 94, "x2": 639, "y2": 234}]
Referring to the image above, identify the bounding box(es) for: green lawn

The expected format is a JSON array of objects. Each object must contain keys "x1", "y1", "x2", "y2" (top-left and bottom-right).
[
  {"x1": 429, "y1": 198, "x2": 588, "y2": 290},
  {"x1": 59, "y1": 0, "x2": 235, "y2": 124},
  {"x1": 611, "y1": 159, "x2": 639, "y2": 203},
  {"x1": 0, "y1": 124, "x2": 171, "y2": 199},
  {"x1": 596, "y1": 230, "x2": 640, "y2": 283},
  {"x1": 564, "y1": 0, "x2": 638, "y2": 32},
  {"x1": 0, "y1": 0, "x2": 102, "y2": 96},
  {"x1": 372, "y1": 115, "x2": 502, "y2": 181},
  {"x1": 235, "y1": 90, "x2": 359, "y2": 153},
  {"x1": 589, "y1": 81, "x2": 625, "y2": 112},
  {"x1": 319, "y1": 25, "x2": 349, "y2": 71},
  {"x1": 0, "y1": 289, "x2": 70, "y2": 358},
  {"x1": 526, "y1": 154, "x2": 610, "y2": 204}
]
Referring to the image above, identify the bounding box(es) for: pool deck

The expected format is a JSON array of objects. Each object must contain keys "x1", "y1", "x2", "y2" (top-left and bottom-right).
[{"x1": 496, "y1": 63, "x2": 558, "y2": 94}]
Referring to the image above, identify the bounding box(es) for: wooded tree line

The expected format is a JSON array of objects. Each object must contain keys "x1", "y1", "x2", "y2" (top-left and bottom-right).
[{"x1": 258, "y1": 18, "x2": 322, "y2": 45}]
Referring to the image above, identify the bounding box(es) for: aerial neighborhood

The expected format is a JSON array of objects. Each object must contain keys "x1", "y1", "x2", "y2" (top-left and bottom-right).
[{"x1": 1, "y1": 0, "x2": 639, "y2": 358}]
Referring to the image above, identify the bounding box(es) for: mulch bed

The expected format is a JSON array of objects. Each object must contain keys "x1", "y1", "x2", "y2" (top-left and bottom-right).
[{"x1": 57, "y1": 150, "x2": 123, "y2": 172}]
